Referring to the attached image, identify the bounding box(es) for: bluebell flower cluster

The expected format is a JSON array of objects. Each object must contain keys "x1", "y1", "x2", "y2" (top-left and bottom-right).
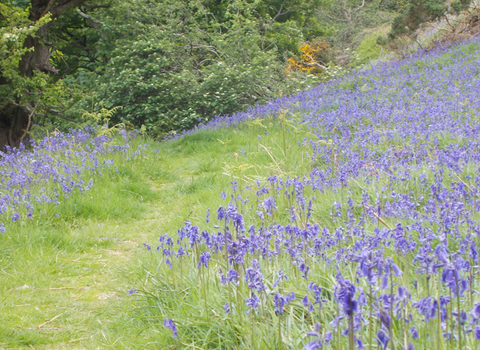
[
  {"x1": 0, "y1": 126, "x2": 145, "y2": 232},
  {"x1": 144, "y1": 36, "x2": 480, "y2": 348}
]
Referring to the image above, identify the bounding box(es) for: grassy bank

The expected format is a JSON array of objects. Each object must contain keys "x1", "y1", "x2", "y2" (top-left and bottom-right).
[{"x1": 1, "y1": 36, "x2": 480, "y2": 349}]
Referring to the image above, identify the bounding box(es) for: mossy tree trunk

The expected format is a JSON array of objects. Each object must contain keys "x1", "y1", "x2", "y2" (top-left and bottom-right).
[{"x1": 0, "y1": 0, "x2": 87, "y2": 150}]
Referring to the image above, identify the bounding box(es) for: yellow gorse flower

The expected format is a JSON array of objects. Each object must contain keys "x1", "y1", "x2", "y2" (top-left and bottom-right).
[{"x1": 285, "y1": 41, "x2": 328, "y2": 74}]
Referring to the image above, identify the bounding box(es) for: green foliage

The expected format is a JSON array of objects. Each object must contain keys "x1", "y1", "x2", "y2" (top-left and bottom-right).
[
  {"x1": 312, "y1": 0, "x2": 395, "y2": 69},
  {"x1": 354, "y1": 27, "x2": 390, "y2": 64},
  {"x1": 49, "y1": 8, "x2": 104, "y2": 76},
  {"x1": 66, "y1": 0, "x2": 318, "y2": 137},
  {"x1": 81, "y1": 103, "x2": 125, "y2": 136},
  {"x1": 317, "y1": 0, "x2": 394, "y2": 50},
  {"x1": 255, "y1": 0, "x2": 328, "y2": 50},
  {"x1": 0, "y1": 2, "x2": 80, "y2": 142},
  {"x1": 0, "y1": 5, "x2": 50, "y2": 110},
  {"x1": 0, "y1": 0, "x2": 400, "y2": 138},
  {"x1": 389, "y1": 0, "x2": 472, "y2": 39}
]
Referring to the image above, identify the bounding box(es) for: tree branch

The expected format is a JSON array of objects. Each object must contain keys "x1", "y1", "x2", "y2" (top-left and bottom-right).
[
  {"x1": 325, "y1": 14, "x2": 349, "y2": 23},
  {"x1": 19, "y1": 100, "x2": 40, "y2": 143},
  {"x1": 303, "y1": 54, "x2": 328, "y2": 70},
  {"x1": 83, "y1": 3, "x2": 111, "y2": 9},
  {"x1": 271, "y1": 0, "x2": 288, "y2": 22},
  {"x1": 43, "y1": 0, "x2": 57, "y2": 17},
  {"x1": 76, "y1": 8, "x2": 105, "y2": 26},
  {"x1": 49, "y1": 0, "x2": 89, "y2": 18},
  {"x1": 44, "y1": 110, "x2": 79, "y2": 123},
  {"x1": 352, "y1": 0, "x2": 366, "y2": 13}
]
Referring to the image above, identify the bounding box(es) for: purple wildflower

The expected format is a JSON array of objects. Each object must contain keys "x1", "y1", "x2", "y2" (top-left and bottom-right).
[{"x1": 163, "y1": 318, "x2": 177, "y2": 338}]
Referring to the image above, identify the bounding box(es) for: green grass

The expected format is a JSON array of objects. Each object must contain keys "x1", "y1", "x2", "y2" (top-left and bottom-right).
[
  {"x1": 353, "y1": 26, "x2": 391, "y2": 65},
  {"x1": 2, "y1": 100, "x2": 477, "y2": 348},
  {"x1": 2, "y1": 35, "x2": 479, "y2": 347},
  {"x1": 0, "y1": 116, "x2": 317, "y2": 349},
  {"x1": 0, "y1": 121, "x2": 474, "y2": 349}
]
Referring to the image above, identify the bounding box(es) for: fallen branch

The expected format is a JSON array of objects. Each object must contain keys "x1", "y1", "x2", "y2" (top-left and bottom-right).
[
  {"x1": 362, "y1": 204, "x2": 392, "y2": 230},
  {"x1": 453, "y1": 172, "x2": 477, "y2": 195},
  {"x1": 44, "y1": 286, "x2": 89, "y2": 291},
  {"x1": 69, "y1": 337, "x2": 88, "y2": 343},
  {"x1": 37, "y1": 313, "x2": 64, "y2": 329},
  {"x1": 258, "y1": 143, "x2": 285, "y2": 174}
]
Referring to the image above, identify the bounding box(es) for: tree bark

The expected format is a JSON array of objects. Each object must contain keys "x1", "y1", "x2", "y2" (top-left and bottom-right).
[{"x1": 0, "y1": 0, "x2": 87, "y2": 150}]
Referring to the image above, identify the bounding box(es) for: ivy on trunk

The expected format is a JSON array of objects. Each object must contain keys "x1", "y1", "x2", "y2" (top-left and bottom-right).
[{"x1": 0, "y1": 0, "x2": 88, "y2": 150}]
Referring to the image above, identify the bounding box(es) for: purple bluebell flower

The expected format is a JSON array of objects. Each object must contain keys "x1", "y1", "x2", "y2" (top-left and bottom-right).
[
  {"x1": 324, "y1": 331, "x2": 332, "y2": 344},
  {"x1": 305, "y1": 323, "x2": 322, "y2": 349},
  {"x1": 304, "y1": 340, "x2": 322, "y2": 350},
  {"x1": 227, "y1": 269, "x2": 239, "y2": 285},
  {"x1": 409, "y1": 326, "x2": 419, "y2": 339},
  {"x1": 217, "y1": 206, "x2": 226, "y2": 220},
  {"x1": 299, "y1": 262, "x2": 310, "y2": 278},
  {"x1": 197, "y1": 251, "x2": 211, "y2": 269},
  {"x1": 176, "y1": 246, "x2": 186, "y2": 258},
  {"x1": 302, "y1": 295, "x2": 313, "y2": 312},
  {"x1": 223, "y1": 302, "x2": 230, "y2": 314},
  {"x1": 163, "y1": 318, "x2": 177, "y2": 338},
  {"x1": 218, "y1": 269, "x2": 227, "y2": 285},
  {"x1": 471, "y1": 303, "x2": 480, "y2": 320},
  {"x1": 245, "y1": 292, "x2": 260, "y2": 312},
  {"x1": 378, "y1": 310, "x2": 391, "y2": 329},
  {"x1": 274, "y1": 291, "x2": 295, "y2": 314},
  {"x1": 377, "y1": 330, "x2": 389, "y2": 350},
  {"x1": 412, "y1": 296, "x2": 438, "y2": 321},
  {"x1": 355, "y1": 337, "x2": 364, "y2": 349},
  {"x1": 308, "y1": 282, "x2": 323, "y2": 306},
  {"x1": 245, "y1": 259, "x2": 265, "y2": 292},
  {"x1": 162, "y1": 258, "x2": 171, "y2": 268},
  {"x1": 475, "y1": 326, "x2": 480, "y2": 340},
  {"x1": 335, "y1": 274, "x2": 357, "y2": 317},
  {"x1": 273, "y1": 269, "x2": 288, "y2": 288}
]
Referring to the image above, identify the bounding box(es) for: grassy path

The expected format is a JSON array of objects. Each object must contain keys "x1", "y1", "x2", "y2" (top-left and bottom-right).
[
  {"x1": 1, "y1": 209, "x2": 157, "y2": 348},
  {"x1": 1, "y1": 123, "x2": 303, "y2": 349}
]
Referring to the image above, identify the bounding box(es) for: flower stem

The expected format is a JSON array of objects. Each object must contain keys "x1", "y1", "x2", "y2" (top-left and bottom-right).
[
  {"x1": 278, "y1": 315, "x2": 282, "y2": 350},
  {"x1": 453, "y1": 273, "x2": 462, "y2": 349},
  {"x1": 349, "y1": 315, "x2": 355, "y2": 350},
  {"x1": 369, "y1": 285, "x2": 373, "y2": 350},
  {"x1": 390, "y1": 271, "x2": 395, "y2": 350}
]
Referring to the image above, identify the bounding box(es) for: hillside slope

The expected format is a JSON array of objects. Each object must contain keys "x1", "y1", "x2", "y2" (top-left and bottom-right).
[{"x1": 0, "y1": 36, "x2": 480, "y2": 349}]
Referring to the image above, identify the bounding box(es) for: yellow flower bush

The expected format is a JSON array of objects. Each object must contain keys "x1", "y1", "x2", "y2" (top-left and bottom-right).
[{"x1": 285, "y1": 40, "x2": 329, "y2": 74}]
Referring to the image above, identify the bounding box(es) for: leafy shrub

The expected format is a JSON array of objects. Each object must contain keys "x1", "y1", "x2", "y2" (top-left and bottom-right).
[
  {"x1": 354, "y1": 27, "x2": 390, "y2": 64},
  {"x1": 389, "y1": 0, "x2": 472, "y2": 39},
  {"x1": 65, "y1": 0, "x2": 324, "y2": 138}
]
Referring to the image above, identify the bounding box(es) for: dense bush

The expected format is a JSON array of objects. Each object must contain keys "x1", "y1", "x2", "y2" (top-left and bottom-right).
[
  {"x1": 63, "y1": 0, "x2": 322, "y2": 137},
  {"x1": 389, "y1": 0, "x2": 472, "y2": 39}
]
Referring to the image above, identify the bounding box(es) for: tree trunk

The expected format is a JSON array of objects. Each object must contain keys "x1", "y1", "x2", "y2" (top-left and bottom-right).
[
  {"x1": 0, "y1": 23, "x2": 53, "y2": 150},
  {"x1": 0, "y1": 104, "x2": 31, "y2": 150},
  {"x1": 0, "y1": 0, "x2": 87, "y2": 151}
]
